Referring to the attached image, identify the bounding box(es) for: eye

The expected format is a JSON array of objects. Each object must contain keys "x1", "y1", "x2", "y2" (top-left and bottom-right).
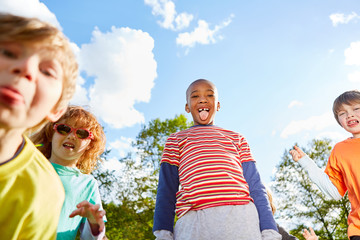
[
  {"x1": 208, "y1": 94, "x2": 214, "y2": 97},
  {"x1": 0, "y1": 48, "x2": 17, "y2": 59},
  {"x1": 191, "y1": 95, "x2": 198, "y2": 98},
  {"x1": 39, "y1": 62, "x2": 59, "y2": 79},
  {"x1": 40, "y1": 68, "x2": 55, "y2": 77},
  {"x1": 338, "y1": 112, "x2": 345, "y2": 116}
]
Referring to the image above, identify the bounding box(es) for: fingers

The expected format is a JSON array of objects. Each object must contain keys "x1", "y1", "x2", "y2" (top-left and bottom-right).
[
  {"x1": 289, "y1": 149, "x2": 300, "y2": 162},
  {"x1": 76, "y1": 200, "x2": 92, "y2": 208},
  {"x1": 303, "y1": 229, "x2": 310, "y2": 238},
  {"x1": 97, "y1": 210, "x2": 106, "y2": 232},
  {"x1": 289, "y1": 145, "x2": 306, "y2": 162},
  {"x1": 303, "y1": 227, "x2": 317, "y2": 240},
  {"x1": 69, "y1": 200, "x2": 101, "y2": 218},
  {"x1": 69, "y1": 208, "x2": 83, "y2": 218},
  {"x1": 309, "y1": 226, "x2": 316, "y2": 236}
]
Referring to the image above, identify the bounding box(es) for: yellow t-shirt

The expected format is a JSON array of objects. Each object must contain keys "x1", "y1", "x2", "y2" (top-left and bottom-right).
[
  {"x1": 325, "y1": 137, "x2": 360, "y2": 237},
  {"x1": 0, "y1": 136, "x2": 65, "y2": 240}
]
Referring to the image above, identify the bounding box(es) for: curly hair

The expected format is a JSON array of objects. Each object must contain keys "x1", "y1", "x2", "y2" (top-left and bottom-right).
[{"x1": 30, "y1": 105, "x2": 106, "y2": 174}]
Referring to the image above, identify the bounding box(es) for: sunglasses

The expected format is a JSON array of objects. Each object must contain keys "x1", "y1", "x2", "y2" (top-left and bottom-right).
[{"x1": 53, "y1": 123, "x2": 94, "y2": 140}]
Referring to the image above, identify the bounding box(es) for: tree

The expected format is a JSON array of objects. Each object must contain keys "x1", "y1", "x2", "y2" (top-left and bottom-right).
[
  {"x1": 135, "y1": 113, "x2": 192, "y2": 170},
  {"x1": 93, "y1": 114, "x2": 192, "y2": 239},
  {"x1": 272, "y1": 138, "x2": 350, "y2": 240}
]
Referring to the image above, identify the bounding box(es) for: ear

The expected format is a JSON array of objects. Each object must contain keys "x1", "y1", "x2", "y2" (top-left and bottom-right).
[
  {"x1": 185, "y1": 103, "x2": 190, "y2": 113},
  {"x1": 46, "y1": 107, "x2": 67, "y2": 122},
  {"x1": 217, "y1": 101, "x2": 221, "y2": 111}
]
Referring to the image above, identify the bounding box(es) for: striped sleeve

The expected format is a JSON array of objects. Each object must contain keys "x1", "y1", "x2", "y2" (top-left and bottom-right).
[
  {"x1": 161, "y1": 134, "x2": 180, "y2": 166},
  {"x1": 238, "y1": 135, "x2": 255, "y2": 163}
]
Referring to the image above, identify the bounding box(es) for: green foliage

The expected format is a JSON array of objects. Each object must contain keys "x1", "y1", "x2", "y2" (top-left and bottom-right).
[
  {"x1": 135, "y1": 114, "x2": 192, "y2": 170},
  {"x1": 93, "y1": 114, "x2": 192, "y2": 239},
  {"x1": 272, "y1": 138, "x2": 350, "y2": 240}
]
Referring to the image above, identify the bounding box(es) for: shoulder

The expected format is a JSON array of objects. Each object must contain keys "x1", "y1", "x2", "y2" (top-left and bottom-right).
[
  {"x1": 23, "y1": 137, "x2": 59, "y2": 178},
  {"x1": 214, "y1": 126, "x2": 245, "y2": 137},
  {"x1": 332, "y1": 138, "x2": 360, "y2": 154},
  {"x1": 80, "y1": 172, "x2": 98, "y2": 185}
]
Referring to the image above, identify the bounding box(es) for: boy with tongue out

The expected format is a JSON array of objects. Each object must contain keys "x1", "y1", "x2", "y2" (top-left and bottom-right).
[
  {"x1": 153, "y1": 79, "x2": 281, "y2": 240},
  {"x1": 290, "y1": 90, "x2": 360, "y2": 240}
]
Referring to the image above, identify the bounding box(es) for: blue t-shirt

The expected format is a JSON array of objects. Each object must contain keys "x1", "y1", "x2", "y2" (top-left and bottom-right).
[{"x1": 52, "y1": 163, "x2": 105, "y2": 240}]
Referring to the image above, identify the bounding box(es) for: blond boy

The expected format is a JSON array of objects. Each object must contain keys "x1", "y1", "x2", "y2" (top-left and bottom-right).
[{"x1": 0, "y1": 13, "x2": 77, "y2": 239}]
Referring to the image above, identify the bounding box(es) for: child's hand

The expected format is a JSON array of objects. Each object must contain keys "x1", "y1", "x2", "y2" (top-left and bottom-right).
[
  {"x1": 289, "y1": 145, "x2": 305, "y2": 162},
  {"x1": 69, "y1": 200, "x2": 106, "y2": 234},
  {"x1": 303, "y1": 227, "x2": 318, "y2": 240}
]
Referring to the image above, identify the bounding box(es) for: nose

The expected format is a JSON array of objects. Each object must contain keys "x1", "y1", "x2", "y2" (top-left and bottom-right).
[
  {"x1": 347, "y1": 111, "x2": 354, "y2": 118},
  {"x1": 11, "y1": 55, "x2": 38, "y2": 82},
  {"x1": 67, "y1": 130, "x2": 77, "y2": 139},
  {"x1": 199, "y1": 95, "x2": 208, "y2": 103}
]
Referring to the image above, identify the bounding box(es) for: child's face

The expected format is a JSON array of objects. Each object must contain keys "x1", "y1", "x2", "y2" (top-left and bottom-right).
[
  {"x1": 185, "y1": 80, "x2": 220, "y2": 125},
  {"x1": 337, "y1": 102, "x2": 360, "y2": 138},
  {"x1": 50, "y1": 120, "x2": 92, "y2": 166},
  {"x1": 0, "y1": 42, "x2": 64, "y2": 131}
]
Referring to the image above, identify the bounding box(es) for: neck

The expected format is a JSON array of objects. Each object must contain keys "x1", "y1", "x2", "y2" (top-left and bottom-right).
[
  {"x1": 0, "y1": 128, "x2": 25, "y2": 164},
  {"x1": 49, "y1": 155, "x2": 78, "y2": 168}
]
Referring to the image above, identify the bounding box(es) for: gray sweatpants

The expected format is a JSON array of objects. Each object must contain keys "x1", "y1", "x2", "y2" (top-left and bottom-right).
[{"x1": 174, "y1": 203, "x2": 262, "y2": 240}]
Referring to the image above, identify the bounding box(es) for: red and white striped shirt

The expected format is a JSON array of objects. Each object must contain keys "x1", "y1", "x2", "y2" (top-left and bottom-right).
[{"x1": 161, "y1": 125, "x2": 254, "y2": 218}]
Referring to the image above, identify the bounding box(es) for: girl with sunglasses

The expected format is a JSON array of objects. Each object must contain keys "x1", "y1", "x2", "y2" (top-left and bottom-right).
[{"x1": 31, "y1": 105, "x2": 107, "y2": 240}]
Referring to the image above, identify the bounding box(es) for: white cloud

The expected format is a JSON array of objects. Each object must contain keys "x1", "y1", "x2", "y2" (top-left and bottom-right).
[
  {"x1": 109, "y1": 137, "x2": 134, "y2": 158},
  {"x1": 348, "y1": 71, "x2": 360, "y2": 83},
  {"x1": 176, "y1": 14, "x2": 234, "y2": 49},
  {"x1": 329, "y1": 12, "x2": 359, "y2": 27},
  {"x1": 79, "y1": 26, "x2": 157, "y2": 129},
  {"x1": 315, "y1": 131, "x2": 348, "y2": 143},
  {"x1": 144, "y1": 0, "x2": 193, "y2": 31},
  {"x1": 102, "y1": 156, "x2": 124, "y2": 172},
  {"x1": 70, "y1": 76, "x2": 90, "y2": 106},
  {"x1": 345, "y1": 41, "x2": 360, "y2": 66},
  {"x1": 288, "y1": 100, "x2": 303, "y2": 109},
  {"x1": 0, "y1": 0, "x2": 61, "y2": 29},
  {"x1": 280, "y1": 112, "x2": 335, "y2": 138}
]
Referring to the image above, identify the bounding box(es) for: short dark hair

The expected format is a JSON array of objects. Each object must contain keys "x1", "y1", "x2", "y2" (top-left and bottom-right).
[
  {"x1": 186, "y1": 79, "x2": 216, "y2": 102},
  {"x1": 333, "y1": 90, "x2": 360, "y2": 125}
]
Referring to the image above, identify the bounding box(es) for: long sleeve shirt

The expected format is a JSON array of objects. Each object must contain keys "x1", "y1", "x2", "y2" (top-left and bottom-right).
[{"x1": 153, "y1": 125, "x2": 277, "y2": 234}]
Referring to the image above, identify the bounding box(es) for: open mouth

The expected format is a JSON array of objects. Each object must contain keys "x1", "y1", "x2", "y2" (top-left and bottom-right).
[
  {"x1": 198, "y1": 108, "x2": 209, "y2": 120},
  {"x1": 348, "y1": 119, "x2": 359, "y2": 127},
  {"x1": 63, "y1": 143, "x2": 75, "y2": 149}
]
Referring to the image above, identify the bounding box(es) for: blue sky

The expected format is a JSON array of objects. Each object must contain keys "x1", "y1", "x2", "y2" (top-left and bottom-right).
[{"x1": 2, "y1": 0, "x2": 360, "y2": 184}]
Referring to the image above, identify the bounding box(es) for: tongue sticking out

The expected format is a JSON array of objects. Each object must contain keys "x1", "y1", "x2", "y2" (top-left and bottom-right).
[{"x1": 199, "y1": 110, "x2": 209, "y2": 121}]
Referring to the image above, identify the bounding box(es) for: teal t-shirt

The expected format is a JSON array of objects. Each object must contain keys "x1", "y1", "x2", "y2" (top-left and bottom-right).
[{"x1": 52, "y1": 163, "x2": 105, "y2": 240}]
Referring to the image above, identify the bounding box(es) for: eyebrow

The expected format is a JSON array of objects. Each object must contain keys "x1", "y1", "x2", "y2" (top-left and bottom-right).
[{"x1": 190, "y1": 89, "x2": 215, "y2": 95}]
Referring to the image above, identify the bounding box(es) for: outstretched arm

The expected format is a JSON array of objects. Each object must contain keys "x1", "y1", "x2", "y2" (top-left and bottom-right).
[
  {"x1": 290, "y1": 146, "x2": 342, "y2": 200},
  {"x1": 303, "y1": 227, "x2": 318, "y2": 240},
  {"x1": 69, "y1": 200, "x2": 105, "y2": 238}
]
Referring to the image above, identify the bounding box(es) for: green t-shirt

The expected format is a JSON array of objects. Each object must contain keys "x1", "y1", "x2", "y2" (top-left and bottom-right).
[{"x1": 52, "y1": 163, "x2": 105, "y2": 240}]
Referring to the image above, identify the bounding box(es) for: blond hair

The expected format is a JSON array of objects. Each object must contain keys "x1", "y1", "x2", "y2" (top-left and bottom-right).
[
  {"x1": 30, "y1": 106, "x2": 106, "y2": 174},
  {"x1": 266, "y1": 187, "x2": 276, "y2": 215},
  {"x1": 0, "y1": 13, "x2": 78, "y2": 129}
]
